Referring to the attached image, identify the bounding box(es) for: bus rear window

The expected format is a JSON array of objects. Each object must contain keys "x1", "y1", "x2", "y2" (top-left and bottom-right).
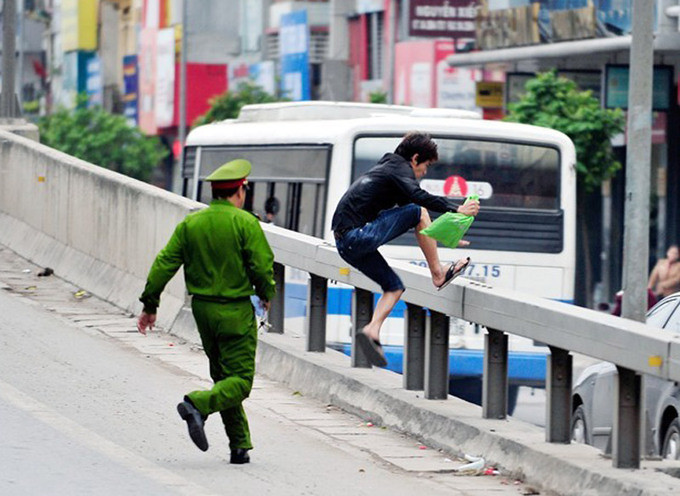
[
  {"x1": 353, "y1": 136, "x2": 563, "y2": 253},
  {"x1": 353, "y1": 136, "x2": 560, "y2": 210}
]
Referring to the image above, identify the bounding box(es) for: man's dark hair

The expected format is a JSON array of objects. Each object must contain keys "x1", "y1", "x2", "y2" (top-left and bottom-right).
[
  {"x1": 212, "y1": 186, "x2": 241, "y2": 200},
  {"x1": 394, "y1": 132, "x2": 439, "y2": 164}
]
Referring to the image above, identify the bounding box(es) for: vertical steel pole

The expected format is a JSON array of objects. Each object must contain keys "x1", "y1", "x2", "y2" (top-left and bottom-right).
[
  {"x1": 424, "y1": 310, "x2": 449, "y2": 400},
  {"x1": 179, "y1": 0, "x2": 188, "y2": 192},
  {"x1": 351, "y1": 288, "x2": 373, "y2": 368},
  {"x1": 1, "y1": 0, "x2": 17, "y2": 116},
  {"x1": 482, "y1": 328, "x2": 508, "y2": 419},
  {"x1": 305, "y1": 274, "x2": 327, "y2": 352},
  {"x1": 613, "y1": 367, "x2": 642, "y2": 468},
  {"x1": 269, "y1": 262, "x2": 285, "y2": 333},
  {"x1": 621, "y1": 0, "x2": 654, "y2": 322},
  {"x1": 546, "y1": 346, "x2": 572, "y2": 443},
  {"x1": 386, "y1": 0, "x2": 397, "y2": 104},
  {"x1": 403, "y1": 302, "x2": 425, "y2": 390}
]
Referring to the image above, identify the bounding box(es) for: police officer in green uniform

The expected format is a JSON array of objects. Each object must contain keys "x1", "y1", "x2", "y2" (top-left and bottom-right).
[{"x1": 137, "y1": 159, "x2": 275, "y2": 464}]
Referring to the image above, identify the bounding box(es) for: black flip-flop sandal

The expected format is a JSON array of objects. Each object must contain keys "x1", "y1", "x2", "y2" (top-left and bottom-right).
[
  {"x1": 436, "y1": 257, "x2": 471, "y2": 291},
  {"x1": 356, "y1": 332, "x2": 388, "y2": 367}
]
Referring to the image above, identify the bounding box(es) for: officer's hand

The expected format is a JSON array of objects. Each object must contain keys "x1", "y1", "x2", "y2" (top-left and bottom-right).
[
  {"x1": 457, "y1": 201, "x2": 480, "y2": 217},
  {"x1": 137, "y1": 311, "x2": 156, "y2": 336}
]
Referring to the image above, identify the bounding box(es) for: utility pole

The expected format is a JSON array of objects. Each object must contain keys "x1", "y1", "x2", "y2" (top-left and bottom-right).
[
  {"x1": 179, "y1": 0, "x2": 188, "y2": 195},
  {"x1": 386, "y1": 0, "x2": 397, "y2": 104},
  {"x1": 614, "y1": 0, "x2": 654, "y2": 470},
  {"x1": 1, "y1": 0, "x2": 18, "y2": 116},
  {"x1": 621, "y1": 1, "x2": 653, "y2": 322}
]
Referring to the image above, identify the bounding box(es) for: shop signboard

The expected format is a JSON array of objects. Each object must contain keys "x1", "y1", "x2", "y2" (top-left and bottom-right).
[
  {"x1": 476, "y1": 81, "x2": 503, "y2": 108},
  {"x1": 409, "y1": 0, "x2": 477, "y2": 39},
  {"x1": 605, "y1": 65, "x2": 672, "y2": 111},
  {"x1": 123, "y1": 55, "x2": 139, "y2": 127},
  {"x1": 62, "y1": 0, "x2": 98, "y2": 51}
]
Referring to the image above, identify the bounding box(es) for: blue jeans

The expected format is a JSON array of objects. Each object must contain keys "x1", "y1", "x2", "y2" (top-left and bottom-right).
[{"x1": 335, "y1": 204, "x2": 421, "y2": 292}]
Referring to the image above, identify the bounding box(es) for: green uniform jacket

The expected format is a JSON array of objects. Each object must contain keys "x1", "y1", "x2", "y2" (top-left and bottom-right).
[{"x1": 140, "y1": 200, "x2": 276, "y2": 313}]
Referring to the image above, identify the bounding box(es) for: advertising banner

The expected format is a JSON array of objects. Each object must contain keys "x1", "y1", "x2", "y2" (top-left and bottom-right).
[
  {"x1": 395, "y1": 40, "x2": 480, "y2": 112},
  {"x1": 123, "y1": 55, "x2": 139, "y2": 127},
  {"x1": 250, "y1": 61, "x2": 276, "y2": 95},
  {"x1": 62, "y1": 0, "x2": 98, "y2": 51},
  {"x1": 279, "y1": 10, "x2": 310, "y2": 101},
  {"x1": 435, "y1": 40, "x2": 479, "y2": 111},
  {"x1": 409, "y1": 0, "x2": 477, "y2": 39},
  {"x1": 85, "y1": 54, "x2": 103, "y2": 108},
  {"x1": 138, "y1": 28, "x2": 158, "y2": 135},
  {"x1": 155, "y1": 28, "x2": 176, "y2": 128}
]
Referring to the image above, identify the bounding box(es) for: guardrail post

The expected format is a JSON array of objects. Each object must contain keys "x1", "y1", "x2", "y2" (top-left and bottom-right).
[
  {"x1": 425, "y1": 310, "x2": 449, "y2": 400},
  {"x1": 351, "y1": 288, "x2": 373, "y2": 368},
  {"x1": 483, "y1": 328, "x2": 508, "y2": 419},
  {"x1": 613, "y1": 366, "x2": 642, "y2": 468},
  {"x1": 404, "y1": 303, "x2": 425, "y2": 390},
  {"x1": 269, "y1": 262, "x2": 285, "y2": 333},
  {"x1": 546, "y1": 346, "x2": 572, "y2": 442},
  {"x1": 306, "y1": 274, "x2": 327, "y2": 352}
]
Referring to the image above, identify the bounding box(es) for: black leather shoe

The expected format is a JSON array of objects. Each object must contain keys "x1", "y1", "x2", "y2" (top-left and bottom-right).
[
  {"x1": 230, "y1": 448, "x2": 250, "y2": 464},
  {"x1": 177, "y1": 400, "x2": 209, "y2": 452}
]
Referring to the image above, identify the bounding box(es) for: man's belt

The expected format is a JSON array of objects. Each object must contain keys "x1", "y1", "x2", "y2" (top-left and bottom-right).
[{"x1": 191, "y1": 294, "x2": 251, "y2": 304}]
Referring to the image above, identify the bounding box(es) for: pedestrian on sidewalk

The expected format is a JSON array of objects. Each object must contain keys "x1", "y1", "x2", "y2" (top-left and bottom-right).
[
  {"x1": 331, "y1": 132, "x2": 479, "y2": 367},
  {"x1": 648, "y1": 244, "x2": 680, "y2": 301},
  {"x1": 137, "y1": 159, "x2": 276, "y2": 464}
]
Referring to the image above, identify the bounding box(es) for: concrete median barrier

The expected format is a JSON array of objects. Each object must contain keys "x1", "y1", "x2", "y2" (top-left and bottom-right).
[{"x1": 0, "y1": 128, "x2": 199, "y2": 329}]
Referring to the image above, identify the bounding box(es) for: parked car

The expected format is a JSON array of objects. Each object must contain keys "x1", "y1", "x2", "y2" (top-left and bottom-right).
[{"x1": 571, "y1": 292, "x2": 680, "y2": 459}]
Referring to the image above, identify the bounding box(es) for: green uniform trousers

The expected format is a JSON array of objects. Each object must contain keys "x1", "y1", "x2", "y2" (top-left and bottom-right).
[{"x1": 186, "y1": 298, "x2": 257, "y2": 450}]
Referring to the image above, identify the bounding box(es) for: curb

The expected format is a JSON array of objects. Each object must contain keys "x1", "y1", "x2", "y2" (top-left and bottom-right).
[{"x1": 249, "y1": 331, "x2": 680, "y2": 496}]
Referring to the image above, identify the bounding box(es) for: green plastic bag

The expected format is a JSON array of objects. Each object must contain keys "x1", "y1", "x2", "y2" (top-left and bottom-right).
[{"x1": 420, "y1": 195, "x2": 478, "y2": 249}]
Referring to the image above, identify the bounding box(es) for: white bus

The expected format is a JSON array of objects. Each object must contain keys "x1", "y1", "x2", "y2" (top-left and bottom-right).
[{"x1": 183, "y1": 101, "x2": 577, "y2": 407}]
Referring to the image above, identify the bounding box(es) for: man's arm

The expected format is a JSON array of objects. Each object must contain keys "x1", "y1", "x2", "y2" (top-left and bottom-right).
[
  {"x1": 391, "y1": 168, "x2": 479, "y2": 215},
  {"x1": 137, "y1": 223, "x2": 185, "y2": 334},
  {"x1": 243, "y1": 219, "x2": 276, "y2": 304}
]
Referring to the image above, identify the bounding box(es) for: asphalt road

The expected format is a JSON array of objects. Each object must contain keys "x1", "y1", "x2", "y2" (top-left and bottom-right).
[{"x1": 0, "y1": 249, "x2": 534, "y2": 496}]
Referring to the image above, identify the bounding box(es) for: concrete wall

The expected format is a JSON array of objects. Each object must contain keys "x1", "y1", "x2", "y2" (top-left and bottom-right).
[{"x1": 0, "y1": 128, "x2": 202, "y2": 329}]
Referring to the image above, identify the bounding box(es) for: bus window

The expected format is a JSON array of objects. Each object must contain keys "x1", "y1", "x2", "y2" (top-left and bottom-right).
[
  {"x1": 194, "y1": 145, "x2": 331, "y2": 237},
  {"x1": 353, "y1": 136, "x2": 562, "y2": 253}
]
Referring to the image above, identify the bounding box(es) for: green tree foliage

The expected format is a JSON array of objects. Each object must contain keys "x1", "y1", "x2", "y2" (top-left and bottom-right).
[
  {"x1": 38, "y1": 96, "x2": 167, "y2": 182},
  {"x1": 193, "y1": 81, "x2": 287, "y2": 127},
  {"x1": 369, "y1": 90, "x2": 388, "y2": 104},
  {"x1": 505, "y1": 71, "x2": 625, "y2": 192}
]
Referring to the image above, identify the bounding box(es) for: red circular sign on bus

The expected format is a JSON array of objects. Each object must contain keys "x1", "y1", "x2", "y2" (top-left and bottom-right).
[{"x1": 443, "y1": 175, "x2": 468, "y2": 197}]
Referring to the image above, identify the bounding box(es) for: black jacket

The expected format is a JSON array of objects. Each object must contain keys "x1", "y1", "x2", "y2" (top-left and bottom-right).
[{"x1": 331, "y1": 153, "x2": 460, "y2": 234}]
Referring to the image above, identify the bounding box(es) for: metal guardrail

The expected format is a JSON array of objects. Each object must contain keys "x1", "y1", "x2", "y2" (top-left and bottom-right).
[{"x1": 261, "y1": 222, "x2": 680, "y2": 469}]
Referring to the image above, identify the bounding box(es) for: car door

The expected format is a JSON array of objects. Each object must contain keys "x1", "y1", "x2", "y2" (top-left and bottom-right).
[{"x1": 645, "y1": 295, "x2": 680, "y2": 454}]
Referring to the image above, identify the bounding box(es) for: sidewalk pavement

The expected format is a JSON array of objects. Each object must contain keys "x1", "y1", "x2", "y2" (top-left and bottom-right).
[{"x1": 3, "y1": 244, "x2": 680, "y2": 495}]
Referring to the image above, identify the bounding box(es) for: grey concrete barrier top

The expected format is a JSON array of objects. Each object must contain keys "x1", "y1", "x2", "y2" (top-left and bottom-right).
[{"x1": 260, "y1": 221, "x2": 680, "y2": 382}]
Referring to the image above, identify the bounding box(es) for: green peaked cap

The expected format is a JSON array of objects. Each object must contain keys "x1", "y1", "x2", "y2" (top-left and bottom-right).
[{"x1": 205, "y1": 159, "x2": 252, "y2": 182}]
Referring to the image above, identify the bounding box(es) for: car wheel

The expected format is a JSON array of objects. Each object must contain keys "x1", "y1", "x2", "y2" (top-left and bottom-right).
[
  {"x1": 662, "y1": 418, "x2": 680, "y2": 460},
  {"x1": 571, "y1": 405, "x2": 588, "y2": 444}
]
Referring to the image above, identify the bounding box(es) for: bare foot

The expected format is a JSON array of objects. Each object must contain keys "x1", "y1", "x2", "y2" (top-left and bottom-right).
[{"x1": 362, "y1": 325, "x2": 380, "y2": 343}]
